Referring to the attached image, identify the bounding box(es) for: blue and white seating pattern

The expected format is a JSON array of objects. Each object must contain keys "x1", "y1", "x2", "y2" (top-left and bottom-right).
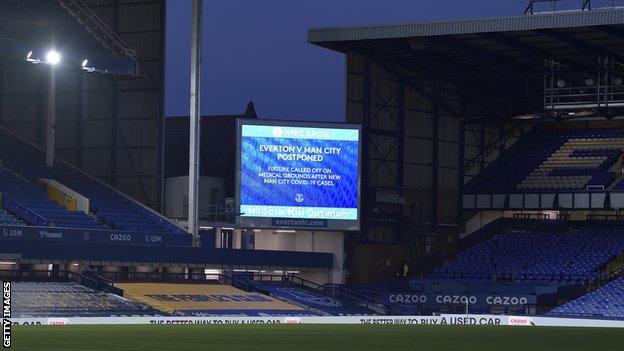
[
  {"x1": 429, "y1": 224, "x2": 624, "y2": 284},
  {"x1": 257, "y1": 284, "x2": 377, "y2": 316},
  {"x1": 0, "y1": 127, "x2": 184, "y2": 235},
  {"x1": 0, "y1": 168, "x2": 104, "y2": 229},
  {"x1": 466, "y1": 128, "x2": 624, "y2": 193},
  {"x1": 548, "y1": 277, "x2": 624, "y2": 318},
  {"x1": 13, "y1": 282, "x2": 164, "y2": 317},
  {"x1": 0, "y1": 209, "x2": 23, "y2": 226}
]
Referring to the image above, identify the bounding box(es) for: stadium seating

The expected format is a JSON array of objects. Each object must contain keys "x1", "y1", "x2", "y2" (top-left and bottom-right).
[
  {"x1": 336, "y1": 219, "x2": 624, "y2": 316},
  {"x1": 428, "y1": 220, "x2": 624, "y2": 284},
  {"x1": 114, "y1": 283, "x2": 308, "y2": 316},
  {"x1": 466, "y1": 128, "x2": 624, "y2": 193},
  {"x1": 0, "y1": 127, "x2": 185, "y2": 235},
  {"x1": 0, "y1": 208, "x2": 23, "y2": 226},
  {"x1": 547, "y1": 277, "x2": 624, "y2": 319},
  {"x1": 256, "y1": 284, "x2": 378, "y2": 316},
  {"x1": 0, "y1": 167, "x2": 104, "y2": 229},
  {"x1": 13, "y1": 282, "x2": 163, "y2": 317}
]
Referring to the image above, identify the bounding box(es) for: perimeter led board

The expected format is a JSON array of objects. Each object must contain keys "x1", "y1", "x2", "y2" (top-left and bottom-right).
[{"x1": 236, "y1": 120, "x2": 361, "y2": 231}]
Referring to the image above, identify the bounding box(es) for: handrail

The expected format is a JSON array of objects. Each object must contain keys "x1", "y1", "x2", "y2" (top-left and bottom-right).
[
  {"x1": 94, "y1": 271, "x2": 253, "y2": 292},
  {"x1": 0, "y1": 269, "x2": 387, "y2": 312},
  {"x1": 227, "y1": 274, "x2": 332, "y2": 315},
  {"x1": 1, "y1": 195, "x2": 48, "y2": 226},
  {"x1": 525, "y1": 0, "x2": 624, "y2": 15},
  {"x1": 0, "y1": 125, "x2": 187, "y2": 235},
  {"x1": 587, "y1": 214, "x2": 624, "y2": 221},
  {"x1": 0, "y1": 269, "x2": 123, "y2": 295},
  {"x1": 324, "y1": 283, "x2": 380, "y2": 304},
  {"x1": 243, "y1": 273, "x2": 387, "y2": 312}
]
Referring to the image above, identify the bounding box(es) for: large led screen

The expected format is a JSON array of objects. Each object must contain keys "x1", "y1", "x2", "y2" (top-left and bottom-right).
[{"x1": 236, "y1": 120, "x2": 360, "y2": 231}]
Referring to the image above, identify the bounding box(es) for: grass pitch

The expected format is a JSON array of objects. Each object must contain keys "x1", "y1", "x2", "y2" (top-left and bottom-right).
[{"x1": 11, "y1": 324, "x2": 624, "y2": 351}]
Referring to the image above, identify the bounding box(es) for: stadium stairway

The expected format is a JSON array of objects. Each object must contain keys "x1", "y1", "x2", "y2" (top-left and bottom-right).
[{"x1": 0, "y1": 125, "x2": 185, "y2": 235}]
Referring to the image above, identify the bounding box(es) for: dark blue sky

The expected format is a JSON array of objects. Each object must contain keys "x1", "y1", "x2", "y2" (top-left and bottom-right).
[{"x1": 165, "y1": 0, "x2": 527, "y2": 121}]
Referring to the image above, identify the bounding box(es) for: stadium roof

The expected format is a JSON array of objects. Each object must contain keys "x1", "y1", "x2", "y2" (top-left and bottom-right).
[
  {"x1": 308, "y1": 9, "x2": 624, "y2": 120},
  {"x1": 309, "y1": 9, "x2": 624, "y2": 42}
]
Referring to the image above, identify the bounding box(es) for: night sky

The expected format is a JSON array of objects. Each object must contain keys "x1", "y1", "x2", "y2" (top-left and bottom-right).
[{"x1": 165, "y1": 0, "x2": 528, "y2": 121}]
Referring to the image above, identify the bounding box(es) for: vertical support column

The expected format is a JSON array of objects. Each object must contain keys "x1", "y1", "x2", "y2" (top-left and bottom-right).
[
  {"x1": 498, "y1": 123, "x2": 505, "y2": 158},
  {"x1": 110, "y1": 84, "x2": 118, "y2": 185},
  {"x1": 431, "y1": 99, "x2": 439, "y2": 231},
  {"x1": 110, "y1": 0, "x2": 120, "y2": 186},
  {"x1": 457, "y1": 100, "x2": 466, "y2": 224},
  {"x1": 46, "y1": 67, "x2": 56, "y2": 168},
  {"x1": 36, "y1": 74, "x2": 45, "y2": 146},
  {"x1": 76, "y1": 72, "x2": 85, "y2": 168},
  {"x1": 157, "y1": 1, "x2": 166, "y2": 213},
  {"x1": 0, "y1": 63, "x2": 3, "y2": 123},
  {"x1": 396, "y1": 79, "x2": 405, "y2": 242},
  {"x1": 188, "y1": 0, "x2": 203, "y2": 246},
  {"x1": 361, "y1": 57, "x2": 371, "y2": 241},
  {"x1": 479, "y1": 122, "x2": 486, "y2": 172}
]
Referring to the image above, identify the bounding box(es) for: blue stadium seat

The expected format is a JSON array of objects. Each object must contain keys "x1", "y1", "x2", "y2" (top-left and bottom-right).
[
  {"x1": 428, "y1": 220, "x2": 624, "y2": 285},
  {"x1": 547, "y1": 277, "x2": 624, "y2": 318},
  {"x1": 12, "y1": 282, "x2": 165, "y2": 317},
  {"x1": 0, "y1": 128, "x2": 185, "y2": 235},
  {"x1": 0, "y1": 209, "x2": 24, "y2": 226},
  {"x1": 465, "y1": 128, "x2": 624, "y2": 193}
]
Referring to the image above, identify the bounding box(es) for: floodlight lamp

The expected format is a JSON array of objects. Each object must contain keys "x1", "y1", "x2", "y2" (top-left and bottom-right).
[
  {"x1": 614, "y1": 77, "x2": 623, "y2": 86},
  {"x1": 556, "y1": 79, "x2": 566, "y2": 88},
  {"x1": 25, "y1": 51, "x2": 40, "y2": 64},
  {"x1": 584, "y1": 78, "x2": 595, "y2": 87},
  {"x1": 80, "y1": 59, "x2": 96, "y2": 73},
  {"x1": 45, "y1": 50, "x2": 61, "y2": 65}
]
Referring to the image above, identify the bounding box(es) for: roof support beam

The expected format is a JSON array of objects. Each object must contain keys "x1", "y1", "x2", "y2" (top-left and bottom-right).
[
  {"x1": 539, "y1": 29, "x2": 624, "y2": 63},
  {"x1": 435, "y1": 36, "x2": 536, "y2": 72},
  {"x1": 351, "y1": 44, "x2": 520, "y2": 117},
  {"x1": 386, "y1": 39, "x2": 490, "y2": 77},
  {"x1": 479, "y1": 32, "x2": 591, "y2": 71},
  {"x1": 592, "y1": 25, "x2": 624, "y2": 46}
]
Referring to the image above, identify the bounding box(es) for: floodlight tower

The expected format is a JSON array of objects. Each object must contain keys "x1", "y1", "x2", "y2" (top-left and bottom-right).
[
  {"x1": 46, "y1": 50, "x2": 61, "y2": 168},
  {"x1": 188, "y1": 0, "x2": 203, "y2": 246}
]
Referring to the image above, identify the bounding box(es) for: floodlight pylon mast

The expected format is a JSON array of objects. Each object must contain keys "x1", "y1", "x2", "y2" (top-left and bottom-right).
[{"x1": 188, "y1": 0, "x2": 203, "y2": 246}]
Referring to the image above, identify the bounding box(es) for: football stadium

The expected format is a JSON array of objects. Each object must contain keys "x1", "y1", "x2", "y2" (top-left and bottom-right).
[{"x1": 4, "y1": 0, "x2": 624, "y2": 350}]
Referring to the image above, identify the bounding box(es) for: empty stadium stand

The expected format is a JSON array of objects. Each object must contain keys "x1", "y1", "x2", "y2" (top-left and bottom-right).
[
  {"x1": 256, "y1": 284, "x2": 377, "y2": 316},
  {"x1": 547, "y1": 277, "x2": 624, "y2": 319},
  {"x1": 0, "y1": 208, "x2": 23, "y2": 226},
  {"x1": 0, "y1": 166, "x2": 104, "y2": 229},
  {"x1": 0, "y1": 126, "x2": 185, "y2": 235},
  {"x1": 114, "y1": 282, "x2": 309, "y2": 316},
  {"x1": 429, "y1": 220, "x2": 624, "y2": 285},
  {"x1": 238, "y1": 275, "x2": 380, "y2": 316},
  {"x1": 466, "y1": 128, "x2": 624, "y2": 193},
  {"x1": 13, "y1": 282, "x2": 163, "y2": 318}
]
